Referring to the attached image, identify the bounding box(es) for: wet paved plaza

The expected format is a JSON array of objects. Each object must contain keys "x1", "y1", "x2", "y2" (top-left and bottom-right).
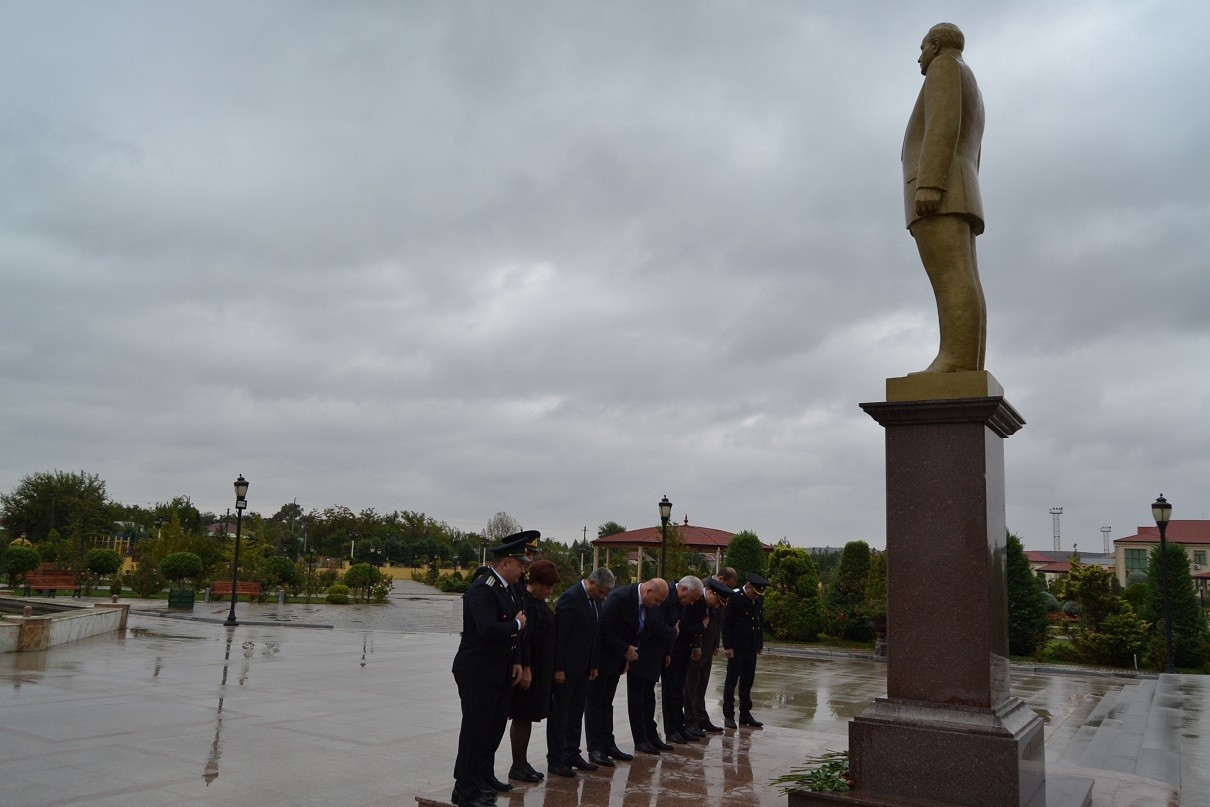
[{"x1": 1, "y1": 580, "x2": 1205, "y2": 806}]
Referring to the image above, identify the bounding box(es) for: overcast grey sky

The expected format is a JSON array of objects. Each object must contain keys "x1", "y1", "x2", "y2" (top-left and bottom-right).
[{"x1": 2, "y1": 1, "x2": 1207, "y2": 551}]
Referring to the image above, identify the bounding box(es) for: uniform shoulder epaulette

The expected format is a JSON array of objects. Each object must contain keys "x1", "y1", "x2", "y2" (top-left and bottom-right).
[{"x1": 485, "y1": 575, "x2": 497, "y2": 587}]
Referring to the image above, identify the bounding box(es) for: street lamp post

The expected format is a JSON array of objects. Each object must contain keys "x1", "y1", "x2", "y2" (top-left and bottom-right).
[
  {"x1": 224, "y1": 475, "x2": 250, "y2": 627},
  {"x1": 658, "y1": 495, "x2": 672, "y2": 580},
  {"x1": 1152, "y1": 494, "x2": 1175, "y2": 674}
]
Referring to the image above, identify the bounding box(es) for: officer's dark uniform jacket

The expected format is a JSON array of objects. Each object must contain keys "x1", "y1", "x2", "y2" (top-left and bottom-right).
[
  {"x1": 721, "y1": 586, "x2": 763, "y2": 657},
  {"x1": 452, "y1": 570, "x2": 523, "y2": 683}
]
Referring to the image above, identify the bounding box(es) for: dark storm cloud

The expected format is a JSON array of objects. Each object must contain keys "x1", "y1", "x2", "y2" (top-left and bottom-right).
[{"x1": 2, "y1": 1, "x2": 1207, "y2": 547}]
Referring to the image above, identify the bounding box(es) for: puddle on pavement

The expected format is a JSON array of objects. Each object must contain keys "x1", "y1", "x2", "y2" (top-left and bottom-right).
[{"x1": 128, "y1": 628, "x2": 208, "y2": 641}]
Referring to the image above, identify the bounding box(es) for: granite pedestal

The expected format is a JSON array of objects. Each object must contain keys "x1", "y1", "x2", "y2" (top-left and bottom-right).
[{"x1": 792, "y1": 381, "x2": 1089, "y2": 807}]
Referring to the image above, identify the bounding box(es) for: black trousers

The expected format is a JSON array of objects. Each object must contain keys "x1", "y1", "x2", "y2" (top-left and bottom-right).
[
  {"x1": 721, "y1": 654, "x2": 757, "y2": 717},
  {"x1": 453, "y1": 673, "x2": 512, "y2": 801},
  {"x1": 684, "y1": 652, "x2": 715, "y2": 728},
  {"x1": 626, "y1": 672, "x2": 658, "y2": 746},
  {"x1": 547, "y1": 673, "x2": 589, "y2": 765},
  {"x1": 661, "y1": 645, "x2": 691, "y2": 736},
  {"x1": 585, "y1": 671, "x2": 621, "y2": 755}
]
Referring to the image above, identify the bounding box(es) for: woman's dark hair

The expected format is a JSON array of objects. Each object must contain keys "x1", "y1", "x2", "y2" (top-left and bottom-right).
[{"x1": 527, "y1": 559, "x2": 560, "y2": 587}]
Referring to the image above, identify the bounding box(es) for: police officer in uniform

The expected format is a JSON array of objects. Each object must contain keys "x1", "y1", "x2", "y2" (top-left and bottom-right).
[
  {"x1": 683, "y1": 574, "x2": 734, "y2": 734},
  {"x1": 451, "y1": 533, "x2": 534, "y2": 807},
  {"x1": 721, "y1": 571, "x2": 766, "y2": 729}
]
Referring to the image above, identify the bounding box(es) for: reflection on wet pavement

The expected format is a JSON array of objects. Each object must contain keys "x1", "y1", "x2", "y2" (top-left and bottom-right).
[{"x1": 0, "y1": 579, "x2": 1195, "y2": 807}]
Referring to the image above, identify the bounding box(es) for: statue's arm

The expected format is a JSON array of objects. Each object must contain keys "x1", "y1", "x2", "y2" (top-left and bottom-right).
[{"x1": 915, "y1": 56, "x2": 962, "y2": 216}]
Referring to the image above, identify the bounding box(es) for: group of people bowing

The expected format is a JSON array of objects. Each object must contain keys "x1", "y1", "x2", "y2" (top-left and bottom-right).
[{"x1": 450, "y1": 530, "x2": 767, "y2": 807}]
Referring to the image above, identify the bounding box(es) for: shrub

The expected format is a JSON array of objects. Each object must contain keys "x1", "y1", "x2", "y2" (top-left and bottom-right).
[
  {"x1": 1072, "y1": 605, "x2": 1151, "y2": 668},
  {"x1": 1041, "y1": 592, "x2": 1060, "y2": 612},
  {"x1": 160, "y1": 552, "x2": 203, "y2": 586},
  {"x1": 1062, "y1": 601, "x2": 1079, "y2": 618},
  {"x1": 438, "y1": 571, "x2": 470, "y2": 593},
  {"x1": 369, "y1": 578, "x2": 393, "y2": 604},
  {"x1": 343, "y1": 563, "x2": 383, "y2": 602},
  {"x1": 85, "y1": 548, "x2": 123, "y2": 578},
  {"x1": 326, "y1": 583, "x2": 350, "y2": 604},
  {"x1": 5, "y1": 545, "x2": 41, "y2": 585},
  {"x1": 764, "y1": 589, "x2": 825, "y2": 642},
  {"x1": 1037, "y1": 638, "x2": 1084, "y2": 664},
  {"x1": 130, "y1": 564, "x2": 165, "y2": 598}
]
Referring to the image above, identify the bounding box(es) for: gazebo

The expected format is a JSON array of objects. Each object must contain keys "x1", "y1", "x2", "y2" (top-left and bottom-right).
[{"x1": 590, "y1": 517, "x2": 741, "y2": 580}]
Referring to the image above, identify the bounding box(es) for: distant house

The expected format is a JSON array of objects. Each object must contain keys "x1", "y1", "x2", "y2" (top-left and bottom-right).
[
  {"x1": 590, "y1": 518, "x2": 769, "y2": 579},
  {"x1": 1113, "y1": 520, "x2": 1210, "y2": 591},
  {"x1": 1025, "y1": 550, "x2": 1114, "y2": 585}
]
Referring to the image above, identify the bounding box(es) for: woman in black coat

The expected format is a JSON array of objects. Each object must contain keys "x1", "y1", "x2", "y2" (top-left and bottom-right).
[{"x1": 508, "y1": 560, "x2": 561, "y2": 783}]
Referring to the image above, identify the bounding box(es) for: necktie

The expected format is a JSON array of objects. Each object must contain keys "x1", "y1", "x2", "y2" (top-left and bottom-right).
[{"x1": 638, "y1": 605, "x2": 646, "y2": 636}]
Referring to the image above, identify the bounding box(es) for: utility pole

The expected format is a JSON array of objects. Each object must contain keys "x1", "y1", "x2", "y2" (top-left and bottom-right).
[{"x1": 1049, "y1": 507, "x2": 1063, "y2": 556}]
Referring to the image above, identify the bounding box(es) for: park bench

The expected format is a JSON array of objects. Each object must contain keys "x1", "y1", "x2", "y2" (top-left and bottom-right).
[
  {"x1": 24, "y1": 570, "x2": 83, "y2": 598},
  {"x1": 211, "y1": 581, "x2": 263, "y2": 601}
]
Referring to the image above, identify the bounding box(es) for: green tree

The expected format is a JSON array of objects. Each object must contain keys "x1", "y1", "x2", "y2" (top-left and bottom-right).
[
  {"x1": 1066, "y1": 557, "x2": 1118, "y2": 632},
  {"x1": 261, "y1": 556, "x2": 301, "y2": 592},
  {"x1": 84, "y1": 548, "x2": 123, "y2": 590},
  {"x1": 864, "y1": 552, "x2": 888, "y2": 619},
  {"x1": 1005, "y1": 533, "x2": 1048, "y2": 656},
  {"x1": 597, "y1": 522, "x2": 626, "y2": 538},
  {"x1": 825, "y1": 540, "x2": 873, "y2": 640},
  {"x1": 725, "y1": 531, "x2": 766, "y2": 581},
  {"x1": 1145, "y1": 543, "x2": 1210, "y2": 668},
  {"x1": 662, "y1": 524, "x2": 690, "y2": 581},
  {"x1": 1, "y1": 470, "x2": 115, "y2": 544}
]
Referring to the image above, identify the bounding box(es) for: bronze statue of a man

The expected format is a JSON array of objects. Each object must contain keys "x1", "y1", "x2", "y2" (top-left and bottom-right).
[{"x1": 902, "y1": 22, "x2": 986, "y2": 374}]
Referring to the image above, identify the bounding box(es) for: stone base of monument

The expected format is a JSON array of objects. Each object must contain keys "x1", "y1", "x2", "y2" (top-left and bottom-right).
[{"x1": 788, "y1": 773, "x2": 1093, "y2": 807}]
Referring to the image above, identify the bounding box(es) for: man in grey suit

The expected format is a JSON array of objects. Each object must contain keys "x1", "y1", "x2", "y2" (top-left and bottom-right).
[{"x1": 902, "y1": 22, "x2": 986, "y2": 375}]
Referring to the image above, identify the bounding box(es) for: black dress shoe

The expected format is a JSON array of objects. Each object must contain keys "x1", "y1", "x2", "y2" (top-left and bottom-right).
[
  {"x1": 607, "y1": 746, "x2": 634, "y2": 761},
  {"x1": 739, "y1": 714, "x2": 764, "y2": 727},
  {"x1": 548, "y1": 763, "x2": 577, "y2": 778},
  {"x1": 589, "y1": 751, "x2": 615, "y2": 767},
  {"x1": 723, "y1": 717, "x2": 738, "y2": 729},
  {"x1": 634, "y1": 741, "x2": 661, "y2": 755},
  {"x1": 524, "y1": 762, "x2": 545, "y2": 780},
  {"x1": 702, "y1": 722, "x2": 724, "y2": 732},
  {"x1": 509, "y1": 765, "x2": 543, "y2": 783},
  {"x1": 485, "y1": 775, "x2": 513, "y2": 791},
  {"x1": 667, "y1": 732, "x2": 689, "y2": 744},
  {"x1": 652, "y1": 739, "x2": 675, "y2": 751},
  {"x1": 570, "y1": 754, "x2": 599, "y2": 771},
  {"x1": 452, "y1": 790, "x2": 494, "y2": 807},
  {"x1": 685, "y1": 727, "x2": 706, "y2": 739}
]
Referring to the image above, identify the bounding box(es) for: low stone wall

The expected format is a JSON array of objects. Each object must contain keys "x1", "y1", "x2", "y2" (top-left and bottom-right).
[{"x1": 0, "y1": 599, "x2": 129, "y2": 652}]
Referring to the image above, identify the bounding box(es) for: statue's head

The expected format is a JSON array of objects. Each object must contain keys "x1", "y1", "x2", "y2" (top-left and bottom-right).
[{"x1": 919, "y1": 22, "x2": 965, "y2": 74}]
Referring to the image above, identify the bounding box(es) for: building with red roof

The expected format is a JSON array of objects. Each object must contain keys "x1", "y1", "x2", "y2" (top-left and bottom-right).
[
  {"x1": 1113, "y1": 520, "x2": 1210, "y2": 589},
  {"x1": 590, "y1": 517, "x2": 770, "y2": 579}
]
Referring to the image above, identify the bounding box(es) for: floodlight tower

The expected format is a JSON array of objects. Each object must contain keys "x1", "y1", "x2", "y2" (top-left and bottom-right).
[
  {"x1": 1101, "y1": 526, "x2": 1112, "y2": 555},
  {"x1": 1049, "y1": 507, "x2": 1063, "y2": 555}
]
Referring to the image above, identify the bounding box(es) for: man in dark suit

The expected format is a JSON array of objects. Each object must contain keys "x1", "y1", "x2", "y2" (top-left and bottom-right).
[
  {"x1": 659, "y1": 576, "x2": 705, "y2": 744},
  {"x1": 902, "y1": 22, "x2": 986, "y2": 375},
  {"x1": 451, "y1": 534, "x2": 532, "y2": 807},
  {"x1": 721, "y1": 572, "x2": 766, "y2": 729},
  {"x1": 683, "y1": 571, "x2": 736, "y2": 734},
  {"x1": 546, "y1": 567, "x2": 615, "y2": 776},
  {"x1": 585, "y1": 578, "x2": 668, "y2": 760}
]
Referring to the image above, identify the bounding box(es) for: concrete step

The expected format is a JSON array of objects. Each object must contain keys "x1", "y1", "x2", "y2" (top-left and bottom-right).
[{"x1": 1060, "y1": 675, "x2": 1180, "y2": 788}]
